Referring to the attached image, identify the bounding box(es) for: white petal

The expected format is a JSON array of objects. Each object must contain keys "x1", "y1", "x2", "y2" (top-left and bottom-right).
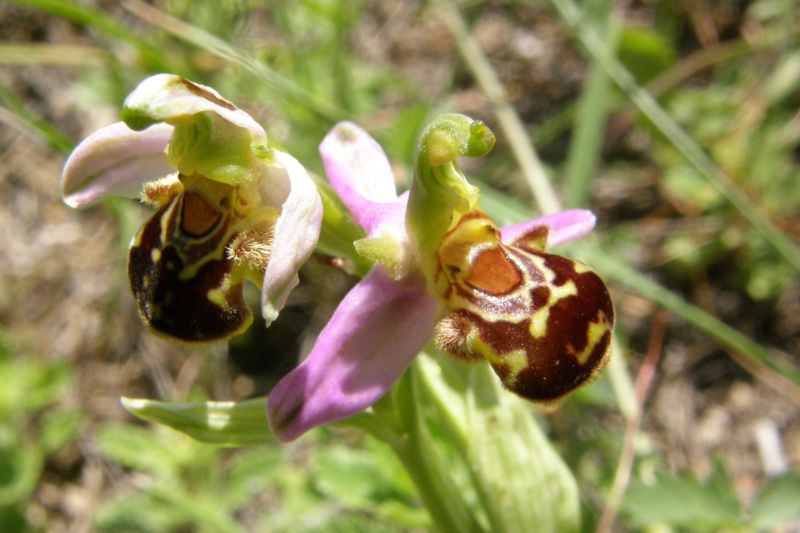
[
  {"x1": 122, "y1": 74, "x2": 265, "y2": 138},
  {"x1": 61, "y1": 122, "x2": 173, "y2": 208},
  {"x1": 261, "y1": 150, "x2": 323, "y2": 325}
]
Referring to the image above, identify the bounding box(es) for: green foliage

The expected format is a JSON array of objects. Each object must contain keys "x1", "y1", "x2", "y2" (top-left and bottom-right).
[
  {"x1": 617, "y1": 26, "x2": 676, "y2": 83},
  {"x1": 122, "y1": 397, "x2": 273, "y2": 446},
  {"x1": 309, "y1": 442, "x2": 429, "y2": 529},
  {"x1": 750, "y1": 471, "x2": 800, "y2": 530},
  {"x1": 622, "y1": 462, "x2": 742, "y2": 531},
  {"x1": 93, "y1": 423, "x2": 426, "y2": 532},
  {"x1": 5, "y1": 0, "x2": 800, "y2": 531},
  {"x1": 621, "y1": 463, "x2": 800, "y2": 531},
  {"x1": 0, "y1": 340, "x2": 83, "y2": 529}
]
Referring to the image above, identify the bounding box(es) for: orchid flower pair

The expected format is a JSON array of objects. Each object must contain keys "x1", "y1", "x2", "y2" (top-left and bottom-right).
[{"x1": 62, "y1": 75, "x2": 613, "y2": 443}]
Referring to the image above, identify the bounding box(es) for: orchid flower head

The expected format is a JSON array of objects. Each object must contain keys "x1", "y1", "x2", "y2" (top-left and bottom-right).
[
  {"x1": 267, "y1": 116, "x2": 614, "y2": 441},
  {"x1": 61, "y1": 74, "x2": 322, "y2": 342}
]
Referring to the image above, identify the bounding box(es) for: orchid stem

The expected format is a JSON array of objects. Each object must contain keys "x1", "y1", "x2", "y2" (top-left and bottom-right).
[{"x1": 370, "y1": 370, "x2": 486, "y2": 533}]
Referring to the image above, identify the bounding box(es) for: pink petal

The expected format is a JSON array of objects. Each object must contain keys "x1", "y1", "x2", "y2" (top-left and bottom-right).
[
  {"x1": 267, "y1": 267, "x2": 438, "y2": 442},
  {"x1": 319, "y1": 122, "x2": 400, "y2": 232},
  {"x1": 260, "y1": 150, "x2": 324, "y2": 325},
  {"x1": 500, "y1": 209, "x2": 597, "y2": 248},
  {"x1": 61, "y1": 122, "x2": 173, "y2": 208}
]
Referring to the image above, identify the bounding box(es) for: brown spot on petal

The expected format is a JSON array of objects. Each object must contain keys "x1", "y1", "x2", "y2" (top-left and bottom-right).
[
  {"x1": 181, "y1": 192, "x2": 221, "y2": 237},
  {"x1": 511, "y1": 225, "x2": 549, "y2": 253},
  {"x1": 180, "y1": 78, "x2": 237, "y2": 111},
  {"x1": 464, "y1": 247, "x2": 522, "y2": 295}
]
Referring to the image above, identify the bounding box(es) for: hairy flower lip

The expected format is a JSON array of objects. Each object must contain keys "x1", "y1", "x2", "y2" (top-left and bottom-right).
[{"x1": 267, "y1": 121, "x2": 601, "y2": 441}]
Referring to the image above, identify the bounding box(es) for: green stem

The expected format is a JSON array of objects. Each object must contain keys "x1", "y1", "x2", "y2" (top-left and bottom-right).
[
  {"x1": 413, "y1": 354, "x2": 581, "y2": 533},
  {"x1": 370, "y1": 371, "x2": 486, "y2": 533},
  {"x1": 605, "y1": 339, "x2": 638, "y2": 421}
]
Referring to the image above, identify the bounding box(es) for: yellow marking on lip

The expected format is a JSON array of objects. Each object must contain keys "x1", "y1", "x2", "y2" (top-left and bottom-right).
[
  {"x1": 151, "y1": 248, "x2": 161, "y2": 263},
  {"x1": 477, "y1": 337, "x2": 528, "y2": 387},
  {"x1": 572, "y1": 261, "x2": 591, "y2": 274},
  {"x1": 207, "y1": 287, "x2": 227, "y2": 308},
  {"x1": 529, "y1": 280, "x2": 577, "y2": 339},
  {"x1": 568, "y1": 312, "x2": 611, "y2": 365}
]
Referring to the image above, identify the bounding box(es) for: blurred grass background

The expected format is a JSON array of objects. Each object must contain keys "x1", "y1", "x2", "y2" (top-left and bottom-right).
[{"x1": 1, "y1": 0, "x2": 799, "y2": 531}]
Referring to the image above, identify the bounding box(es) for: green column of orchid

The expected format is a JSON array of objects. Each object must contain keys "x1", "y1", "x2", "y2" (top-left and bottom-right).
[
  {"x1": 121, "y1": 101, "x2": 267, "y2": 188},
  {"x1": 406, "y1": 113, "x2": 495, "y2": 282}
]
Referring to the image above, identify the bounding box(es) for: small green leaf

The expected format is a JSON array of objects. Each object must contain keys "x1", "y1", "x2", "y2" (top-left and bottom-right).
[
  {"x1": 223, "y1": 446, "x2": 288, "y2": 508},
  {"x1": 93, "y1": 492, "x2": 186, "y2": 533},
  {"x1": 662, "y1": 165, "x2": 723, "y2": 212},
  {"x1": 312, "y1": 446, "x2": 383, "y2": 503},
  {"x1": 311, "y1": 444, "x2": 427, "y2": 525},
  {"x1": 0, "y1": 444, "x2": 43, "y2": 506},
  {"x1": 122, "y1": 397, "x2": 272, "y2": 446},
  {"x1": 95, "y1": 424, "x2": 181, "y2": 476},
  {"x1": 0, "y1": 359, "x2": 71, "y2": 416},
  {"x1": 39, "y1": 409, "x2": 83, "y2": 454},
  {"x1": 622, "y1": 469, "x2": 742, "y2": 530},
  {"x1": 750, "y1": 471, "x2": 800, "y2": 531},
  {"x1": 618, "y1": 26, "x2": 676, "y2": 83}
]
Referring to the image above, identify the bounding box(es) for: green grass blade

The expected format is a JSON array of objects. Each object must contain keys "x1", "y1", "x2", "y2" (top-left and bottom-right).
[
  {"x1": 0, "y1": 43, "x2": 104, "y2": 66},
  {"x1": 122, "y1": 0, "x2": 345, "y2": 121},
  {"x1": 563, "y1": 2, "x2": 619, "y2": 208},
  {"x1": 9, "y1": 0, "x2": 172, "y2": 71},
  {"x1": 549, "y1": 0, "x2": 800, "y2": 272},
  {"x1": 436, "y1": 0, "x2": 561, "y2": 214},
  {"x1": 0, "y1": 83, "x2": 72, "y2": 153}
]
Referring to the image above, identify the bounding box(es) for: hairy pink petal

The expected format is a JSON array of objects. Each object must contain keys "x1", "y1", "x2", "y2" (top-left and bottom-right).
[
  {"x1": 261, "y1": 150, "x2": 324, "y2": 325},
  {"x1": 267, "y1": 268, "x2": 437, "y2": 442},
  {"x1": 500, "y1": 209, "x2": 597, "y2": 248},
  {"x1": 61, "y1": 122, "x2": 173, "y2": 208}
]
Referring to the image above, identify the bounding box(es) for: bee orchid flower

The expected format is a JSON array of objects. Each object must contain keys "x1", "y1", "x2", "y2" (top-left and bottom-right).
[
  {"x1": 268, "y1": 117, "x2": 613, "y2": 442},
  {"x1": 61, "y1": 74, "x2": 323, "y2": 342}
]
